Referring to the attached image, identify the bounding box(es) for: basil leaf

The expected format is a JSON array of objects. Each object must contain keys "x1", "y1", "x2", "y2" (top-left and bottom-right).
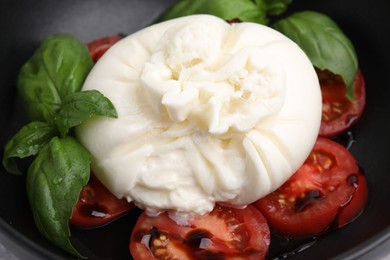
[
  {"x1": 2, "y1": 122, "x2": 56, "y2": 175},
  {"x1": 26, "y1": 136, "x2": 90, "y2": 259},
  {"x1": 272, "y1": 11, "x2": 358, "y2": 100},
  {"x1": 156, "y1": 0, "x2": 268, "y2": 24},
  {"x1": 54, "y1": 90, "x2": 118, "y2": 136},
  {"x1": 17, "y1": 34, "x2": 93, "y2": 122},
  {"x1": 263, "y1": 0, "x2": 293, "y2": 16}
]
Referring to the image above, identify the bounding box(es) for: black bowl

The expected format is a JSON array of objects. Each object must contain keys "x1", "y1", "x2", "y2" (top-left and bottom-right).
[{"x1": 1, "y1": 0, "x2": 390, "y2": 259}]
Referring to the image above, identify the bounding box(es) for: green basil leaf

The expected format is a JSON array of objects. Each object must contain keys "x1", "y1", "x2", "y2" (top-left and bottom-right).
[
  {"x1": 17, "y1": 34, "x2": 93, "y2": 122},
  {"x1": 26, "y1": 136, "x2": 90, "y2": 259},
  {"x1": 156, "y1": 0, "x2": 267, "y2": 24},
  {"x1": 54, "y1": 90, "x2": 118, "y2": 136},
  {"x1": 263, "y1": 0, "x2": 293, "y2": 16},
  {"x1": 272, "y1": 11, "x2": 358, "y2": 100},
  {"x1": 2, "y1": 122, "x2": 56, "y2": 175}
]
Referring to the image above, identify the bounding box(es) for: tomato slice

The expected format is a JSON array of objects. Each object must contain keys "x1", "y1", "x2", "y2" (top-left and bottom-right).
[
  {"x1": 87, "y1": 34, "x2": 124, "y2": 62},
  {"x1": 129, "y1": 205, "x2": 270, "y2": 260},
  {"x1": 70, "y1": 174, "x2": 134, "y2": 228},
  {"x1": 254, "y1": 137, "x2": 368, "y2": 238},
  {"x1": 318, "y1": 69, "x2": 366, "y2": 137}
]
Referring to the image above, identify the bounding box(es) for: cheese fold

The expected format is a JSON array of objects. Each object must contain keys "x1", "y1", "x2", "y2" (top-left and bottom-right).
[{"x1": 76, "y1": 15, "x2": 322, "y2": 219}]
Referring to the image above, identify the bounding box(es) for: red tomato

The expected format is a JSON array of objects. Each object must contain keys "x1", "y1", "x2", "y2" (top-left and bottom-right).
[
  {"x1": 318, "y1": 69, "x2": 366, "y2": 137},
  {"x1": 129, "y1": 205, "x2": 270, "y2": 260},
  {"x1": 87, "y1": 34, "x2": 124, "y2": 62},
  {"x1": 70, "y1": 174, "x2": 134, "y2": 228},
  {"x1": 254, "y1": 137, "x2": 368, "y2": 238}
]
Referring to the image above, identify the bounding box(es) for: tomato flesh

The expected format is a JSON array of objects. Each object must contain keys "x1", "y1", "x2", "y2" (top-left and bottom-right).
[
  {"x1": 70, "y1": 174, "x2": 134, "y2": 228},
  {"x1": 130, "y1": 205, "x2": 270, "y2": 260},
  {"x1": 87, "y1": 34, "x2": 124, "y2": 62},
  {"x1": 318, "y1": 69, "x2": 366, "y2": 137},
  {"x1": 254, "y1": 137, "x2": 368, "y2": 238}
]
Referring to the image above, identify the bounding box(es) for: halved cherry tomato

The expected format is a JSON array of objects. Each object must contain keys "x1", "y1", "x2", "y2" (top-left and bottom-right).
[
  {"x1": 254, "y1": 137, "x2": 368, "y2": 238},
  {"x1": 70, "y1": 174, "x2": 134, "y2": 228},
  {"x1": 130, "y1": 205, "x2": 270, "y2": 260},
  {"x1": 318, "y1": 69, "x2": 366, "y2": 137},
  {"x1": 87, "y1": 34, "x2": 124, "y2": 62}
]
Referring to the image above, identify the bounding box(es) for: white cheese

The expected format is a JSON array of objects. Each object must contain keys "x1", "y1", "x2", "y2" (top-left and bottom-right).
[{"x1": 76, "y1": 15, "x2": 322, "y2": 219}]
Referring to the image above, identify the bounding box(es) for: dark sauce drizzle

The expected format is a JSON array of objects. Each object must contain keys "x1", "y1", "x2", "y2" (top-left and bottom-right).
[
  {"x1": 295, "y1": 190, "x2": 321, "y2": 212},
  {"x1": 269, "y1": 236, "x2": 317, "y2": 260},
  {"x1": 267, "y1": 130, "x2": 367, "y2": 259},
  {"x1": 330, "y1": 166, "x2": 366, "y2": 230},
  {"x1": 331, "y1": 130, "x2": 356, "y2": 150},
  {"x1": 137, "y1": 226, "x2": 266, "y2": 259}
]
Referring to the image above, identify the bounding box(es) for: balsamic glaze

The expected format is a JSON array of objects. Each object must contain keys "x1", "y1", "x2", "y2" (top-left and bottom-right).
[
  {"x1": 266, "y1": 130, "x2": 367, "y2": 259},
  {"x1": 331, "y1": 130, "x2": 356, "y2": 150},
  {"x1": 295, "y1": 190, "x2": 321, "y2": 212},
  {"x1": 185, "y1": 229, "x2": 213, "y2": 249},
  {"x1": 268, "y1": 235, "x2": 317, "y2": 259},
  {"x1": 126, "y1": 131, "x2": 365, "y2": 259}
]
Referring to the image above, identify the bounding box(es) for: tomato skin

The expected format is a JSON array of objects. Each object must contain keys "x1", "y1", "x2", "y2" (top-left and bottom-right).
[
  {"x1": 336, "y1": 171, "x2": 368, "y2": 228},
  {"x1": 254, "y1": 138, "x2": 368, "y2": 238},
  {"x1": 129, "y1": 205, "x2": 270, "y2": 260},
  {"x1": 70, "y1": 174, "x2": 134, "y2": 228},
  {"x1": 87, "y1": 34, "x2": 124, "y2": 62},
  {"x1": 319, "y1": 69, "x2": 366, "y2": 137}
]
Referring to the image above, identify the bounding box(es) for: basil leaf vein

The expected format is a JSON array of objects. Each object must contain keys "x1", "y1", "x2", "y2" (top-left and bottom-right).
[
  {"x1": 17, "y1": 34, "x2": 93, "y2": 122},
  {"x1": 26, "y1": 136, "x2": 90, "y2": 259},
  {"x1": 55, "y1": 90, "x2": 118, "y2": 136},
  {"x1": 263, "y1": 0, "x2": 293, "y2": 16},
  {"x1": 2, "y1": 121, "x2": 56, "y2": 175},
  {"x1": 156, "y1": 0, "x2": 268, "y2": 24},
  {"x1": 272, "y1": 11, "x2": 358, "y2": 100}
]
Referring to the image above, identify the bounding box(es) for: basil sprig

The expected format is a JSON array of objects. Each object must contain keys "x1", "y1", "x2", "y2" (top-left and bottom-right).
[
  {"x1": 157, "y1": 1, "x2": 358, "y2": 101},
  {"x1": 156, "y1": 0, "x2": 292, "y2": 25},
  {"x1": 54, "y1": 90, "x2": 118, "y2": 137},
  {"x1": 262, "y1": 0, "x2": 292, "y2": 16},
  {"x1": 2, "y1": 34, "x2": 117, "y2": 258},
  {"x1": 156, "y1": 0, "x2": 269, "y2": 24},
  {"x1": 272, "y1": 11, "x2": 358, "y2": 100},
  {"x1": 2, "y1": 122, "x2": 56, "y2": 175},
  {"x1": 17, "y1": 34, "x2": 94, "y2": 123}
]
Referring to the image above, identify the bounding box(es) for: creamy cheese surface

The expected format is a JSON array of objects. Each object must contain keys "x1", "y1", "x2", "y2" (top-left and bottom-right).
[{"x1": 76, "y1": 15, "x2": 321, "y2": 219}]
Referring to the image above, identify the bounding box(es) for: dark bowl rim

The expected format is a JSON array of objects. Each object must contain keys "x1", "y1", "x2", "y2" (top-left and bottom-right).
[
  {"x1": 0, "y1": 218, "x2": 60, "y2": 259},
  {"x1": 334, "y1": 226, "x2": 390, "y2": 260}
]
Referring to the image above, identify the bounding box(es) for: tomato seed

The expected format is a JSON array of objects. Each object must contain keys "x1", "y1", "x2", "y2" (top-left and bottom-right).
[
  {"x1": 154, "y1": 248, "x2": 165, "y2": 257},
  {"x1": 332, "y1": 102, "x2": 342, "y2": 108},
  {"x1": 153, "y1": 239, "x2": 162, "y2": 247}
]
